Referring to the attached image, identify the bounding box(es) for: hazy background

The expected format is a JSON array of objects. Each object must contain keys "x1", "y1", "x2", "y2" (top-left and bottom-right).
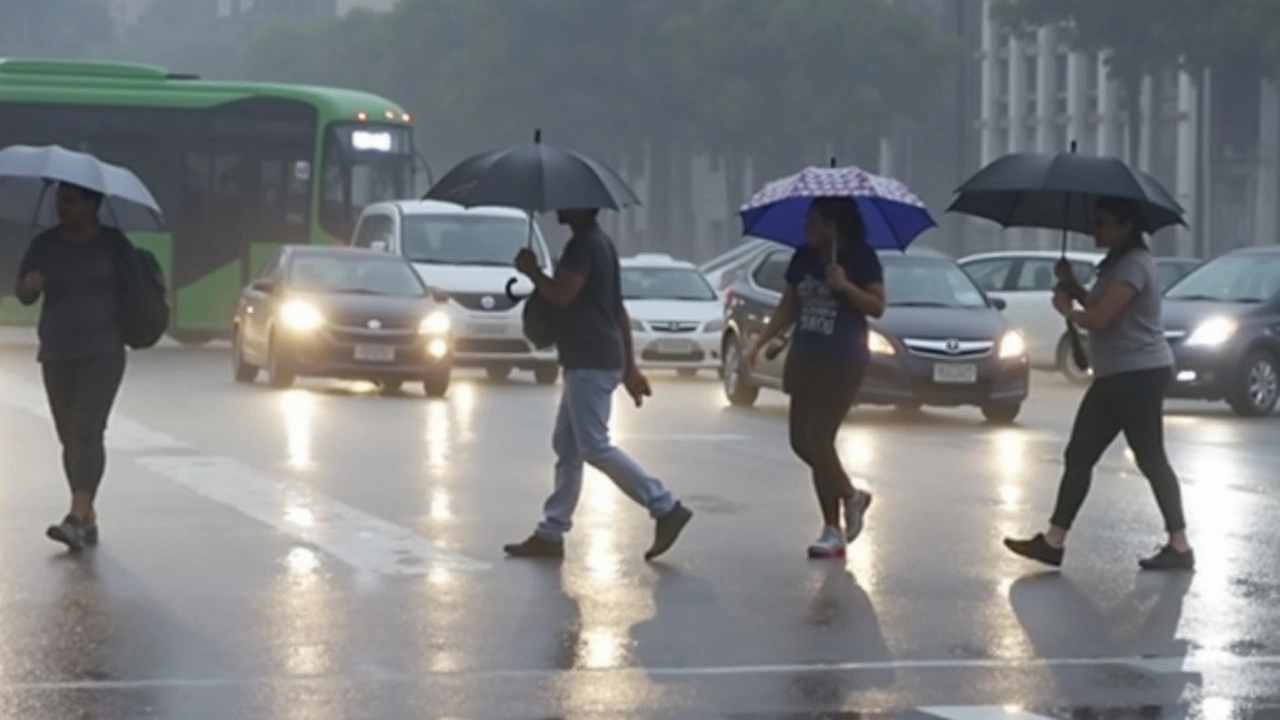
[{"x1": 6, "y1": 0, "x2": 1279, "y2": 261}]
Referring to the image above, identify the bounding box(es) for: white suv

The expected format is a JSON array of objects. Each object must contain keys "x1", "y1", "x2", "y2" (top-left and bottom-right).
[{"x1": 351, "y1": 200, "x2": 559, "y2": 384}]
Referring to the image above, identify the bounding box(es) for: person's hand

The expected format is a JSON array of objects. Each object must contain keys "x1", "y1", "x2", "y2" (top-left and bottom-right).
[
  {"x1": 741, "y1": 340, "x2": 760, "y2": 376},
  {"x1": 514, "y1": 248, "x2": 539, "y2": 277},
  {"x1": 20, "y1": 270, "x2": 44, "y2": 293},
  {"x1": 1054, "y1": 258, "x2": 1084, "y2": 294},
  {"x1": 825, "y1": 263, "x2": 850, "y2": 292},
  {"x1": 623, "y1": 365, "x2": 652, "y2": 408},
  {"x1": 1052, "y1": 286, "x2": 1074, "y2": 317}
]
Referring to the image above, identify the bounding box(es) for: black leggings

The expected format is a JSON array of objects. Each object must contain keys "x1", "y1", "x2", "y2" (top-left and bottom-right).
[
  {"x1": 785, "y1": 352, "x2": 867, "y2": 522},
  {"x1": 41, "y1": 352, "x2": 125, "y2": 500},
  {"x1": 1050, "y1": 366, "x2": 1187, "y2": 533}
]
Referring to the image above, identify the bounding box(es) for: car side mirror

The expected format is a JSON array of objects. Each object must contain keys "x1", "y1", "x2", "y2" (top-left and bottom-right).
[
  {"x1": 250, "y1": 278, "x2": 275, "y2": 294},
  {"x1": 370, "y1": 239, "x2": 389, "y2": 252},
  {"x1": 991, "y1": 297, "x2": 1007, "y2": 310}
]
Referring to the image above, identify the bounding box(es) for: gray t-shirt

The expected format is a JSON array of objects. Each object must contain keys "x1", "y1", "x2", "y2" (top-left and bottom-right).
[
  {"x1": 1084, "y1": 246, "x2": 1173, "y2": 377},
  {"x1": 552, "y1": 226, "x2": 624, "y2": 370}
]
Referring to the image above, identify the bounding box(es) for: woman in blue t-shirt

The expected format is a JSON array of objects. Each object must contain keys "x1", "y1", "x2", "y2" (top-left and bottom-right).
[{"x1": 744, "y1": 197, "x2": 886, "y2": 558}]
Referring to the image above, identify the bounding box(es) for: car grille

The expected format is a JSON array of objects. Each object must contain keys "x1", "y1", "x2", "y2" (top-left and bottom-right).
[
  {"x1": 450, "y1": 292, "x2": 518, "y2": 313},
  {"x1": 901, "y1": 337, "x2": 994, "y2": 360},
  {"x1": 645, "y1": 321, "x2": 701, "y2": 333},
  {"x1": 641, "y1": 347, "x2": 706, "y2": 362},
  {"x1": 454, "y1": 337, "x2": 530, "y2": 354},
  {"x1": 325, "y1": 326, "x2": 421, "y2": 348}
]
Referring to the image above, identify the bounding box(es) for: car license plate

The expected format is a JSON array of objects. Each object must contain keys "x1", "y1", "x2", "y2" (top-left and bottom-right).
[
  {"x1": 656, "y1": 338, "x2": 694, "y2": 354},
  {"x1": 933, "y1": 363, "x2": 977, "y2": 384},
  {"x1": 354, "y1": 344, "x2": 395, "y2": 362},
  {"x1": 469, "y1": 322, "x2": 509, "y2": 337}
]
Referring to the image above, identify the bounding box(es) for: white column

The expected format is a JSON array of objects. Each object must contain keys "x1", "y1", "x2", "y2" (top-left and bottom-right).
[
  {"x1": 1096, "y1": 54, "x2": 1119, "y2": 156},
  {"x1": 979, "y1": 1, "x2": 1000, "y2": 165},
  {"x1": 1256, "y1": 78, "x2": 1279, "y2": 246},
  {"x1": 1138, "y1": 75, "x2": 1154, "y2": 172},
  {"x1": 1007, "y1": 35, "x2": 1027, "y2": 152},
  {"x1": 1175, "y1": 70, "x2": 1199, "y2": 256},
  {"x1": 878, "y1": 136, "x2": 895, "y2": 177},
  {"x1": 1035, "y1": 26, "x2": 1058, "y2": 153},
  {"x1": 1065, "y1": 52, "x2": 1089, "y2": 152}
]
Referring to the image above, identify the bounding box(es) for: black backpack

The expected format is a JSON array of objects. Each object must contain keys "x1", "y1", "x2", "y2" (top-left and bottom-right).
[{"x1": 113, "y1": 233, "x2": 170, "y2": 349}]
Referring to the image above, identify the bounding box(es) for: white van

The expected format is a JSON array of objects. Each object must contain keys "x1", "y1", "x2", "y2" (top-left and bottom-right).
[{"x1": 351, "y1": 199, "x2": 559, "y2": 383}]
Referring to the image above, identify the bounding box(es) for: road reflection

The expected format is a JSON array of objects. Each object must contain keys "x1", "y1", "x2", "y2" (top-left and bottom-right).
[
  {"x1": 264, "y1": 543, "x2": 344, "y2": 720},
  {"x1": 279, "y1": 389, "x2": 316, "y2": 471}
]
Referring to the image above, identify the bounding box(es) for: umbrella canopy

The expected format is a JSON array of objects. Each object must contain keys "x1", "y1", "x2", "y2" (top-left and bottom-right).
[
  {"x1": 947, "y1": 151, "x2": 1184, "y2": 235},
  {"x1": 424, "y1": 130, "x2": 640, "y2": 213},
  {"x1": 739, "y1": 164, "x2": 935, "y2": 251},
  {"x1": 0, "y1": 144, "x2": 165, "y2": 231}
]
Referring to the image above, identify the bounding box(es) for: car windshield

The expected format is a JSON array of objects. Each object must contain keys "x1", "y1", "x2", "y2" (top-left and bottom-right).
[
  {"x1": 884, "y1": 257, "x2": 989, "y2": 308},
  {"x1": 622, "y1": 267, "x2": 717, "y2": 301},
  {"x1": 1165, "y1": 253, "x2": 1280, "y2": 303},
  {"x1": 287, "y1": 254, "x2": 425, "y2": 297},
  {"x1": 401, "y1": 214, "x2": 542, "y2": 266}
]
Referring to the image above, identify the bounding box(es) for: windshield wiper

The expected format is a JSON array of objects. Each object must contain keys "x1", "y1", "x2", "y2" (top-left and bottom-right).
[
  {"x1": 1168, "y1": 294, "x2": 1225, "y2": 302},
  {"x1": 330, "y1": 287, "x2": 383, "y2": 295},
  {"x1": 890, "y1": 301, "x2": 957, "y2": 308}
]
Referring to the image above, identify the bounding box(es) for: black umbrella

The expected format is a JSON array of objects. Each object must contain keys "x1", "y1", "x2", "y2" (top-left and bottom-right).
[
  {"x1": 423, "y1": 129, "x2": 641, "y2": 213},
  {"x1": 947, "y1": 144, "x2": 1185, "y2": 238},
  {"x1": 946, "y1": 143, "x2": 1186, "y2": 374}
]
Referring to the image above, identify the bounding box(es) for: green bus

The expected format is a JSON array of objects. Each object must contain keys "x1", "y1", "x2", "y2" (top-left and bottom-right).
[{"x1": 0, "y1": 57, "x2": 420, "y2": 343}]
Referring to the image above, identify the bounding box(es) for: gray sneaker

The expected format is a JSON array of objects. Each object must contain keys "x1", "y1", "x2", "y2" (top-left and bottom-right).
[
  {"x1": 843, "y1": 490, "x2": 873, "y2": 543},
  {"x1": 46, "y1": 514, "x2": 88, "y2": 552}
]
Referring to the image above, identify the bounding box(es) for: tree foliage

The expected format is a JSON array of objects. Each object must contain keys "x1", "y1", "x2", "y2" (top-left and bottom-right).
[{"x1": 1, "y1": 0, "x2": 117, "y2": 59}]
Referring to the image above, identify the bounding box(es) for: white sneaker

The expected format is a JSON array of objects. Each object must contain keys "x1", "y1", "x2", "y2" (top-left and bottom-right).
[
  {"x1": 843, "y1": 490, "x2": 873, "y2": 543},
  {"x1": 807, "y1": 526, "x2": 846, "y2": 558}
]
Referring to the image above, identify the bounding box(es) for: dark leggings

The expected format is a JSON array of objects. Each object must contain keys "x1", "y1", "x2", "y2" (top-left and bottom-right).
[
  {"x1": 1050, "y1": 366, "x2": 1187, "y2": 532},
  {"x1": 41, "y1": 352, "x2": 125, "y2": 501},
  {"x1": 785, "y1": 352, "x2": 867, "y2": 524}
]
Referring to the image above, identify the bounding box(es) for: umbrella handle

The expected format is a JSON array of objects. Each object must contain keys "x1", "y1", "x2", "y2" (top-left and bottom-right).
[{"x1": 505, "y1": 277, "x2": 527, "y2": 302}]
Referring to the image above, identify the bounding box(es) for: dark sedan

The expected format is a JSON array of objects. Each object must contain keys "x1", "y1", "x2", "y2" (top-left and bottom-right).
[
  {"x1": 720, "y1": 247, "x2": 1030, "y2": 423},
  {"x1": 1162, "y1": 246, "x2": 1280, "y2": 416},
  {"x1": 231, "y1": 246, "x2": 454, "y2": 396}
]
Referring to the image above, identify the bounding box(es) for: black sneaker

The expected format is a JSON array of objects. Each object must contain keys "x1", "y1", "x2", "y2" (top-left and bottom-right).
[
  {"x1": 645, "y1": 502, "x2": 692, "y2": 561},
  {"x1": 503, "y1": 534, "x2": 565, "y2": 559},
  {"x1": 1003, "y1": 533, "x2": 1064, "y2": 567},
  {"x1": 46, "y1": 514, "x2": 88, "y2": 552},
  {"x1": 1139, "y1": 545, "x2": 1194, "y2": 571}
]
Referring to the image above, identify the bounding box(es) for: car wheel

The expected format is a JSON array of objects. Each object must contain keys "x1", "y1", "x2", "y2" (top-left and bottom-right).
[
  {"x1": 423, "y1": 370, "x2": 450, "y2": 398},
  {"x1": 1057, "y1": 334, "x2": 1091, "y2": 385},
  {"x1": 486, "y1": 364, "x2": 513, "y2": 381},
  {"x1": 982, "y1": 403, "x2": 1021, "y2": 424},
  {"x1": 231, "y1": 326, "x2": 258, "y2": 384},
  {"x1": 722, "y1": 336, "x2": 760, "y2": 407},
  {"x1": 533, "y1": 364, "x2": 559, "y2": 385},
  {"x1": 266, "y1": 333, "x2": 295, "y2": 389},
  {"x1": 677, "y1": 368, "x2": 698, "y2": 378},
  {"x1": 1228, "y1": 349, "x2": 1280, "y2": 417}
]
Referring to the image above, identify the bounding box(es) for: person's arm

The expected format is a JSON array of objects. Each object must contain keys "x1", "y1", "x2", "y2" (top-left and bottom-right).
[
  {"x1": 1066, "y1": 283, "x2": 1137, "y2": 330},
  {"x1": 14, "y1": 234, "x2": 45, "y2": 305},
  {"x1": 617, "y1": 302, "x2": 638, "y2": 371},
  {"x1": 1064, "y1": 256, "x2": 1146, "y2": 331},
  {"x1": 526, "y1": 240, "x2": 588, "y2": 308},
  {"x1": 832, "y1": 250, "x2": 886, "y2": 318},
  {"x1": 754, "y1": 285, "x2": 799, "y2": 347},
  {"x1": 838, "y1": 282, "x2": 885, "y2": 318}
]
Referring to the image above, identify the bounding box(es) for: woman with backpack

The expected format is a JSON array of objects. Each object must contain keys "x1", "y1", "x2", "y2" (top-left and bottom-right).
[
  {"x1": 14, "y1": 181, "x2": 132, "y2": 551},
  {"x1": 1003, "y1": 195, "x2": 1194, "y2": 571}
]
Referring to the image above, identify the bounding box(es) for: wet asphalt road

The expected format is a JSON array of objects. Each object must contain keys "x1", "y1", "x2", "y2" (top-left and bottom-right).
[{"x1": 0, "y1": 340, "x2": 1279, "y2": 719}]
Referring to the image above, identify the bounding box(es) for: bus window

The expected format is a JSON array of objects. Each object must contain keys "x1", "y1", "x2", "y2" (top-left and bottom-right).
[{"x1": 320, "y1": 124, "x2": 414, "y2": 239}]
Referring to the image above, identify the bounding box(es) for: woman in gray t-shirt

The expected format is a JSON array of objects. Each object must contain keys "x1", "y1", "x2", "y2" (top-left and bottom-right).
[{"x1": 1004, "y1": 195, "x2": 1194, "y2": 571}]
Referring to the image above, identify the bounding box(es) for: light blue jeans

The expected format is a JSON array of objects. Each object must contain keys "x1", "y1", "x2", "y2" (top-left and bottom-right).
[{"x1": 535, "y1": 368, "x2": 677, "y2": 540}]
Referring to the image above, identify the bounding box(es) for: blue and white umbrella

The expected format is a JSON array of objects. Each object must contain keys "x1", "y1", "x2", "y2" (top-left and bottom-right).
[
  {"x1": 739, "y1": 164, "x2": 935, "y2": 251},
  {"x1": 0, "y1": 144, "x2": 165, "y2": 231}
]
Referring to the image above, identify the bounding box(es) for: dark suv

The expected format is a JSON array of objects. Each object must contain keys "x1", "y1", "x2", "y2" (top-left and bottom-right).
[{"x1": 720, "y1": 246, "x2": 1030, "y2": 423}]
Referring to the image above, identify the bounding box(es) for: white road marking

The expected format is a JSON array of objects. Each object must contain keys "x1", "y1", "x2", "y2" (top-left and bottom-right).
[
  {"x1": 615, "y1": 433, "x2": 749, "y2": 441},
  {"x1": 919, "y1": 707, "x2": 1062, "y2": 720},
  {"x1": 0, "y1": 371, "x2": 489, "y2": 575},
  {"x1": 0, "y1": 650, "x2": 1274, "y2": 690}
]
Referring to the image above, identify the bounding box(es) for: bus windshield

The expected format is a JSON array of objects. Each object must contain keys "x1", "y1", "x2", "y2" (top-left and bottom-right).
[{"x1": 321, "y1": 123, "x2": 415, "y2": 239}]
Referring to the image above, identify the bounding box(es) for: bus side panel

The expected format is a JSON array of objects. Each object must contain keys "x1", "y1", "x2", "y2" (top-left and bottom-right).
[{"x1": 175, "y1": 259, "x2": 241, "y2": 332}]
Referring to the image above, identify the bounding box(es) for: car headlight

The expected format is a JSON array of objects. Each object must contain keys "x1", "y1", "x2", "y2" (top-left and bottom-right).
[
  {"x1": 631, "y1": 318, "x2": 646, "y2": 332},
  {"x1": 868, "y1": 329, "x2": 895, "y2": 356},
  {"x1": 1185, "y1": 316, "x2": 1237, "y2": 347},
  {"x1": 419, "y1": 310, "x2": 451, "y2": 335},
  {"x1": 426, "y1": 338, "x2": 449, "y2": 358},
  {"x1": 704, "y1": 318, "x2": 725, "y2": 333},
  {"x1": 279, "y1": 300, "x2": 324, "y2": 331},
  {"x1": 998, "y1": 330, "x2": 1027, "y2": 359}
]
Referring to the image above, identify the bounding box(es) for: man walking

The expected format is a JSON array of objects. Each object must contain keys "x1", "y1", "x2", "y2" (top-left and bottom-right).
[{"x1": 504, "y1": 208, "x2": 693, "y2": 560}]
